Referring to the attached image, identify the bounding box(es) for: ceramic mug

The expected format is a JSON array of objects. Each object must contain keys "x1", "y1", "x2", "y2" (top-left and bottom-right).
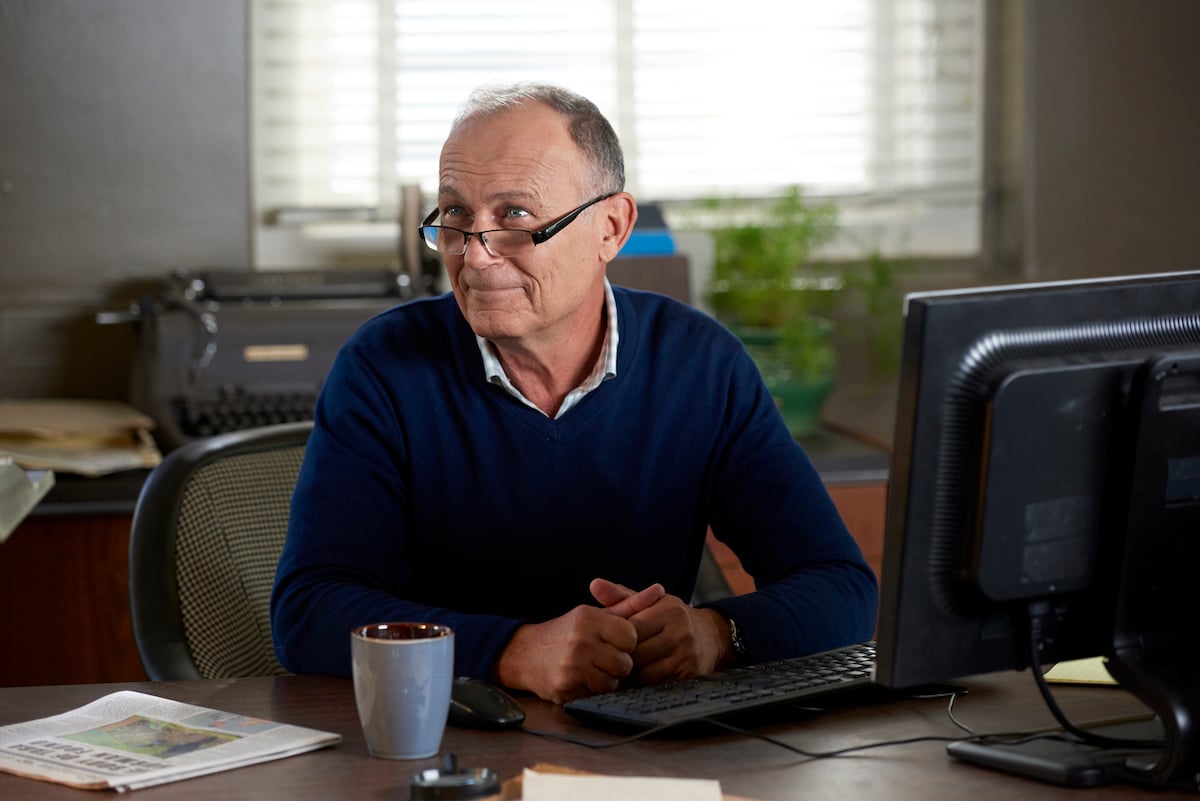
[{"x1": 350, "y1": 622, "x2": 454, "y2": 759}]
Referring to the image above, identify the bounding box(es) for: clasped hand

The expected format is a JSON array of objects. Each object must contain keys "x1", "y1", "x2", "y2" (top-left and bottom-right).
[{"x1": 494, "y1": 578, "x2": 729, "y2": 704}]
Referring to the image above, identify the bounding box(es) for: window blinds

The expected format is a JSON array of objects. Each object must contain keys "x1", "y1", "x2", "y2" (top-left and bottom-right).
[{"x1": 252, "y1": 0, "x2": 983, "y2": 260}]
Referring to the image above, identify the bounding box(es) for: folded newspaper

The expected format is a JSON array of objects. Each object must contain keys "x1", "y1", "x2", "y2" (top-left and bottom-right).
[{"x1": 0, "y1": 691, "x2": 341, "y2": 792}]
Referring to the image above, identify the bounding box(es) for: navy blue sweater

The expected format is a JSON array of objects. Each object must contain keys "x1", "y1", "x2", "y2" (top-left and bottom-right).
[{"x1": 270, "y1": 287, "x2": 878, "y2": 682}]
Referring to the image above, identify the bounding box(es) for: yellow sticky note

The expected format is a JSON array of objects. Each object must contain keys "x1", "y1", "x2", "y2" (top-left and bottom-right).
[{"x1": 1044, "y1": 656, "x2": 1118, "y2": 685}]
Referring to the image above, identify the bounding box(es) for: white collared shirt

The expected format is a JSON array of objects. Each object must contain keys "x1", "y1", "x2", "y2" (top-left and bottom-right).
[{"x1": 475, "y1": 278, "x2": 619, "y2": 418}]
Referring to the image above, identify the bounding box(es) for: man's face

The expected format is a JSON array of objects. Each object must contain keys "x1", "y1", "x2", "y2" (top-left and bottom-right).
[{"x1": 435, "y1": 103, "x2": 613, "y2": 347}]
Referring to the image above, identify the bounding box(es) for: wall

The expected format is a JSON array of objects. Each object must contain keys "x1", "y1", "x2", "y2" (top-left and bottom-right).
[
  {"x1": 0, "y1": 0, "x2": 249, "y2": 400},
  {"x1": 1, "y1": 1, "x2": 1199, "y2": 404},
  {"x1": 1002, "y1": 0, "x2": 1200, "y2": 281}
]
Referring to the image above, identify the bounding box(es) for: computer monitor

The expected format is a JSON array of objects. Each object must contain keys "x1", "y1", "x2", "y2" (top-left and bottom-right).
[{"x1": 873, "y1": 270, "x2": 1200, "y2": 788}]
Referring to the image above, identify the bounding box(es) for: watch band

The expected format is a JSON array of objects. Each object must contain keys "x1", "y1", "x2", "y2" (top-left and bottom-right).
[{"x1": 727, "y1": 616, "x2": 747, "y2": 662}]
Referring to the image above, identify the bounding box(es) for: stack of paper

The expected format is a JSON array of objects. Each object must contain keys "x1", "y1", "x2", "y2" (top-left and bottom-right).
[{"x1": 0, "y1": 399, "x2": 162, "y2": 477}]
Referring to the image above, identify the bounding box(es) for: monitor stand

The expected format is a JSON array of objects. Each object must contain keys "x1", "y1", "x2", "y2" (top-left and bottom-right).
[
  {"x1": 1105, "y1": 354, "x2": 1200, "y2": 787},
  {"x1": 946, "y1": 718, "x2": 1164, "y2": 789},
  {"x1": 952, "y1": 355, "x2": 1200, "y2": 792},
  {"x1": 945, "y1": 357, "x2": 1200, "y2": 796}
]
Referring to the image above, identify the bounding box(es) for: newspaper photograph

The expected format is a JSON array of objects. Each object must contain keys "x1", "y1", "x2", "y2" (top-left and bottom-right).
[{"x1": 0, "y1": 690, "x2": 341, "y2": 791}]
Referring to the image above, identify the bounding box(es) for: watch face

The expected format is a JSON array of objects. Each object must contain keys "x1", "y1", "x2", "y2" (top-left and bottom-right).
[{"x1": 729, "y1": 618, "x2": 747, "y2": 659}]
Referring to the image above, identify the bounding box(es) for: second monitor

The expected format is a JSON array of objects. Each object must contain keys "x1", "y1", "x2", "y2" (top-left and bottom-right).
[{"x1": 875, "y1": 269, "x2": 1200, "y2": 789}]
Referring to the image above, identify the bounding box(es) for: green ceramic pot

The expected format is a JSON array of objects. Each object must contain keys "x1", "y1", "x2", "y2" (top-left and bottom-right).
[{"x1": 736, "y1": 326, "x2": 835, "y2": 437}]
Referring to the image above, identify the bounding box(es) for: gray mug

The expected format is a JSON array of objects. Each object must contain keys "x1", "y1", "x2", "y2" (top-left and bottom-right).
[{"x1": 351, "y1": 622, "x2": 454, "y2": 759}]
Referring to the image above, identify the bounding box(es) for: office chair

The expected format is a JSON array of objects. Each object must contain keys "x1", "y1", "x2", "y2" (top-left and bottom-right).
[{"x1": 128, "y1": 421, "x2": 312, "y2": 680}]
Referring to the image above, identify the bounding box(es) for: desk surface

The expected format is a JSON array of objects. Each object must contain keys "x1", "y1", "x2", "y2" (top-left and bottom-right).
[{"x1": 0, "y1": 672, "x2": 1183, "y2": 800}]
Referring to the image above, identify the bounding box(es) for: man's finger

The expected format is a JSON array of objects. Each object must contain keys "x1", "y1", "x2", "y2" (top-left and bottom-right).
[
  {"x1": 591, "y1": 578, "x2": 665, "y2": 618},
  {"x1": 589, "y1": 577, "x2": 633, "y2": 607}
]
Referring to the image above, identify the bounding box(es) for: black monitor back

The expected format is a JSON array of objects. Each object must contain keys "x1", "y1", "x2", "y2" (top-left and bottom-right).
[{"x1": 873, "y1": 270, "x2": 1200, "y2": 786}]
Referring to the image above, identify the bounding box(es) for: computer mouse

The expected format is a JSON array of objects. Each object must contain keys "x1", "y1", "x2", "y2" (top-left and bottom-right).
[{"x1": 447, "y1": 677, "x2": 526, "y2": 730}]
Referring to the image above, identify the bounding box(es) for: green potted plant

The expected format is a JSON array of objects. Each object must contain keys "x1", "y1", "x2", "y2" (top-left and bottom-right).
[{"x1": 699, "y1": 186, "x2": 844, "y2": 436}]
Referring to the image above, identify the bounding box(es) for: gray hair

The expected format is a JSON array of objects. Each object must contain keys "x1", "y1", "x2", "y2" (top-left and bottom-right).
[{"x1": 451, "y1": 82, "x2": 625, "y2": 195}]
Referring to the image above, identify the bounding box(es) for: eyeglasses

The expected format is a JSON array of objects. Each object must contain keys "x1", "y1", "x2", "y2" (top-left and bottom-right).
[{"x1": 419, "y1": 193, "x2": 617, "y2": 258}]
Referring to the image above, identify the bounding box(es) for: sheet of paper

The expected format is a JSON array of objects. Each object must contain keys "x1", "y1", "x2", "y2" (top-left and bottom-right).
[
  {"x1": 0, "y1": 399, "x2": 161, "y2": 476},
  {"x1": 1044, "y1": 656, "x2": 1118, "y2": 685},
  {"x1": 0, "y1": 399, "x2": 154, "y2": 437}
]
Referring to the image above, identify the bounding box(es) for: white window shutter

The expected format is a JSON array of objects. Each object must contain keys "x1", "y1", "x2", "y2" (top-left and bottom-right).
[{"x1": 251, "y1": 0, "x2": 983, "y2": 263}]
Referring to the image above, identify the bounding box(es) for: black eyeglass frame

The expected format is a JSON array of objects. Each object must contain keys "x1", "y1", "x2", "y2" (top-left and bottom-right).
[{"x1": 419, "y1": 192, "x2": 618, "y2": 256}]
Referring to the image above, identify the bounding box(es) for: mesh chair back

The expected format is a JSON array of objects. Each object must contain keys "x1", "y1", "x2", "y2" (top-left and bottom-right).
[
  {"x1": 129, "y1": 421, "x2": 311, "y2": 681},
  {"x1": 174, "y1": 444, "x2": 304, "y2": 678}
]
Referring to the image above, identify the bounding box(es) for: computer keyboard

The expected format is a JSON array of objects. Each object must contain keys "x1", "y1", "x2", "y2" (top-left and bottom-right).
[{"x1": 564, "y1": 641, "x2": 877, "y2": 728}]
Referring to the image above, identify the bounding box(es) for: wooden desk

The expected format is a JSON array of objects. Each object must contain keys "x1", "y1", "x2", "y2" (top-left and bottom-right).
[{"x1": 0, "y1": 672, "x2": 1183, "y2": 800}]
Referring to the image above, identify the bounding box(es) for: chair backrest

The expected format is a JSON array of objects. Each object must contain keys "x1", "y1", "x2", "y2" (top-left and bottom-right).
[{"x1": 129, "y1": 421, "x2": 312, "y2": 680}]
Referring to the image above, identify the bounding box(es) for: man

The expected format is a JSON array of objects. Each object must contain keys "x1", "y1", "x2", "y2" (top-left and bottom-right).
[{"x1": 270, "y1": 82, "x2": 877, "y2": 704}]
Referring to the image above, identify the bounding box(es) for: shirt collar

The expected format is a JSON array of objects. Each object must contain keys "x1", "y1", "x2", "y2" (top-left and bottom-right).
[{"x1": 476, "y1": 278, "x2": 619, "y2": 417}]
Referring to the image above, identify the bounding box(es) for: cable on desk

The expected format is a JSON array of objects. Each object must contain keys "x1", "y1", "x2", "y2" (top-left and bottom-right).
[
  {"x1": 522, "y1": 723, "x2": 678, "y2": 749},
  {"x1": 945, "y1": 691, "x2": 977, "y2": 736},
  {"x1": 700, "y1": 716, "x2": 968, "y2": 759},
  {"x1": 527, "y1": 683, "x2": 1180, "y2": 792},
  {"x1": 1021, "y1": 607, "x2": 1198, "y2": 793},
  {"x1": 527, "y1": 691, "x2": 1006, "y2": 760},
  {"x1": 698, "y1": 694, "x2": 1149, "y2": 763},
  {"x1": 1026, "y1": 605, "x2": 1163, "y2": 751},
  {"x1": 713, "y1": 690, "x2": 1195, "y2": 792},
  {"x1": 524, "y1": 716, "x2": 969, "y2": 759},
  {"x1": 697, "y1": 692, "x2": 1069, "y2": 761}
]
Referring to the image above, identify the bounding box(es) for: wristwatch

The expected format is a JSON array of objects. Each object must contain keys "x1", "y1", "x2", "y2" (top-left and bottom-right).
[{"x1": 727, "y1": 616, "x2": 748, "y2": 663}]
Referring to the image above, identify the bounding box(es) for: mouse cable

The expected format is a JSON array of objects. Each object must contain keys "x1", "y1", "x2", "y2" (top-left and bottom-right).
[
  {"x1": 701, "y1": 716, "x2": 967, "y2": 759},
  {"x1": 521, "y1": 722, "x2": 679, "y2": 748},
  {"x1": 524, "y1": 690, "x2": 1156, "y2": 762},
  {"x1": 696, "y1": 692, "x2": 1140, "y2": 762},
  {"x1": 525, "y1": 693, "x2": 987, "y2": 757},
  {"x1": 696, "y1": 692, "x2": 1054, "y2": 761},
  {"x1": 522, "y1": 717, "x2": 968, "y2": 757}
]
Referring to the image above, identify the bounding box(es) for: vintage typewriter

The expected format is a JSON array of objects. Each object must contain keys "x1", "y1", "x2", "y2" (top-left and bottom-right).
[{"x1": 104, "y1": 268, "x2": 422, "y2": 452}]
